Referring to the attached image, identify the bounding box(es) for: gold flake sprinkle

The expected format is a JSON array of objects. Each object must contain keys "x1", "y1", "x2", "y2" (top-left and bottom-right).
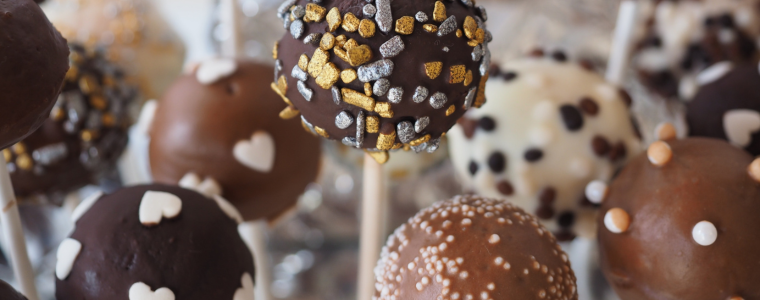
[
  {"x1": 2, "y1": 149, "x2": 10, "y2": 163},
  {"x1": 279, "y1": 106, "x2": 300, "y2": 119},
  {"x1": 423, "y1": 24, "x2": 438, "y2": 33},
  {"x1": 301, "y1": 121, "x2": 317, "y2": 136},
  {"x1": 314, "y1": 126, "x2": 330, "y2": 138},
  {"x1": 79, "y1": 75, "x2": 100, "y2": 95},
  {"x1": 326, "y1": 7, "x2": 342, "y2": 32},
  {"x1": 464, "y1": 70, "x2": 473, "y2": 86},
  {"x1": 395, "y1": 16, "x2": 415, "y2": 35},
  {"x1": 51, "y1": 107, "x2": 64, "y2": 121},
  {"x1": 449, "y1": 65, "x2": 466, "y2": 84},
  {"x1": 367, "y1": 116, "x2": 380, "y2": 133},
  {"x1": 335, "y1": 35, "x2": 347, "y2": 48},
  {"x1": 425, "y1": 62, "x2": 443, "y2": 79},
  {"x1": 316, "y1": 63, "x2": 340, "y2": 89},
  {"x1": 366, "y1": 150, "x2": 389, "y2": 164},
  {"x1": 308, "y1": 48, "x2": 330, "y2": 77},
  {"x1": 403, "y1": 144, "x2": 411, "y2": 151},
  {"x1": 16, "y1": 154, "x2": 32, "y2": 171},
  {"x1": 359, "y1": 19, "x2": 376, "y2": 38},
  {"x1": 409, "y1": 134, "x2": 431, "y2": 146},
  {"x1": 341, "y1": 69, "x2": 357, "y2": 83},
  {"x1": 467, "y1": 39, "x2": 479, "y2": 47},
  {"x1": 445, "y1": 105, "x2": 456, "y2": 116},
  {"x1": 298, "y1": 54, "x2": 309, "y2": 71},
  {"x1": 65, "y1": 66, "x2": 78, "y2": 82},
  {"x1": 320, "y1": 33, "x2": 335, "y2": 50},
  {"x1": 456, "y1": 29, "x2": 463, "y2": 38},
  {"x1": 102, "y1": 113, "x2": 115, "y2": 127},
  {"x1": 304, "y1": 3, "x2": 327, "y2": 22},
  {"x1": 374, "y1": 102, "x2": 394, "y2": 118},
  {"x1": 11, "y1": 143, "x2": 25, "y2": 155},
  {"x1": 81, "y1": 130, "x2": 95, "y2": 142},
  {"x1": 475, "y1": 73, "x2": 489, "y2": 108},
  {"x1": 334, "y1": 47, "x2": 349, "y2": 62},
  {"x1": 341, "y1": 88, "x2": 376, "y2": 111},
  {"x1": 272, "y1": 41, "x2": 279, "y2": 59},
  {"x1": 392, "y1": 143, "x2": 404, "y2": 150},
  {"x1": 475, "y1": 28, "x2": 485, "y2": 43},
  {"x1": 276, "y1": 75, "x2": 288, "y2": 95},
  {"x1": 89, "y1": 95, "x2": 107, "y2": 110},
  {"x1": 464, "y1": 16, "x2": 477, "y2": 39},
  {"x1": 364, "y1": 83, "x2": 373, "y2": 96},
  {"x1": 344, "y1": 39, "x2": 358, "y2": 50},
  {"x1": 377, "y1": 131, "x2": 396, "y2": 151},
  {"x1": 347, "y1": 45, "x2": 373, "y2": 66},
  {"x1": 342, "y1": 12, "x2": 360, "y2": 32},
  {"x1": 433, "y1": 1, "x2": 446, "y2": 22}
]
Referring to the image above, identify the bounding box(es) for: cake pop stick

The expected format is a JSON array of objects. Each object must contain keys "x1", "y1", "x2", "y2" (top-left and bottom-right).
[
  {"x1": 0, "y1": 162, "x2": 38, "y2": 300},
  {"x1": 220, "y1": 0, "x2": 243, "y2": 58},
  {"x1": 358, "y1": 154, "x2": 386, "y2": 300},
  {"x1": 606, "y1": 1, "x2": 638, "y2": 86}
]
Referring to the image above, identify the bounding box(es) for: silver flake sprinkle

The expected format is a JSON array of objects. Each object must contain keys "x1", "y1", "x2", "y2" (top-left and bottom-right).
[
  {"x1": 397, "y1": 121, "x2": 415, "y2": 143},
  {"x1": 427, "y1": 138, "x2": 441, "y2": 153},
  {"x1": 430, "y1": 92, "x2": 447, "y2": 109},
  {"x1": 443, "y1": 47, "x2": 450, "y2": 52},
  {"x1": 297, "y1": 80, "x2": 313, "y2": 101},
  {"x1": 388, "y1": 87, "x2": 403, "y2": 104},
  {"x1": 415, "y1": 117, "x2": 430, "y2": 133},
  {"x1": 379, "y1": 36, "x2": 405, "y2": 58},
  {"x1": 303, "y1": 33, "x2": 322, "y2": 44},
  {"x1": 485, "y1": 30, "x2": 493, "y2": 43},
  {"x1": 375, "y1": 0, "x2": 392, "y2": 33},
  {"x1": 437, "y1": 15, "x2": 457, "y2": 36},
  {"x1": 276, "y1": 59, "x2": 283, "y2": 72},
  {"x1": 301, "y1": 115, "x2": 316, "y2": 134},
  {"x1": 411, "y1": 143, "x2": 428, "y2": 153},
  {"x1": 277, "y1": 0, "x2": 296, "y2": 15},
  {"x1": 32, "y1": 143, "x2": 68, "y2": 166},
  {"x1": 283, "y1": 17, "x2": 293, "y2": 30},
  {"x1": 291, "y1": 5, "x2": 305, "y2": 18},
  {"x1": 480, "y1": 47, "x2": 491, "y2": 76},
  {"x1": 363, "y1": 4, "x2": 377, "y2": 18},
  {"x1": 415, "y1": 11, "x2": 428, "y2": 22},
  {"x1": 335, "y1": 111, "x2": 354, "y2": 129},
  {"x1": 356, "y1": 111, "x2": 365, "y2": 148},
  {"x1": 292, "y1": 65, "x2": 308, "y2": 81},
  {"x1": 460, "y1": 0, "x2": 473, "y2": 7},
  {"x1": 373, "y1": 79, "x2": 390, "y2": 96},
  {"x1": 413, "y1": 86, "x2": 428, "y2": 103},
  {"x1": 342, "y1": 137, "x2": 358, "y2": 147},
  {"x1": 475, "y1": 16, "x2": 485, "y2": 29},
  {"x1": 311, "y1": 0, "x2": 322, "y2": 3},
  {"x1": 290, "y1": 20, "x2": 305, "y2": 39},
  {"x1": 472, "y1": 44, "x2": 483, "y2": 61},
  {"x1": 358, "y1": 59, "x2": 394, "y2": 82},
  {"x1": 478, "y1": 6, "x2": 488, "y2": 21},
  {"x1": 463, "y1": 87, "x2": 477, "y2": 109},
  {"x1": 332, "y1": 86, "x2": 342, "y2": 105}
]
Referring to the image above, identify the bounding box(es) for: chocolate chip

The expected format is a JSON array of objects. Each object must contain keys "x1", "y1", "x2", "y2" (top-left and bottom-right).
[
  {"x1": 479, "y1": 116, "x2": 496, "y2": 131},
  {"x1": 554, "y1": 231, "x2": 576, "y2": 242},
  {"x1": 457, "y1": 118, "x2": 478, "y2": 140},
  {"x1": 609, "y1": 142, "x2": 627, "y2": 162},
  {"x1": 559, "y1": 105, "x2": 584, "y2": 131},
  {"x1": 579, "y1": 97, "x2": 599, "y2": 116},
  {"x1": 497, "y1": 180, "x2": 514, "y2": 196},
  {"x1": 592, "y1": 136, "x2": 611, "y2": 156},
  {"x1": 535, "y1": 206, "x2": 555, "y2": 220},
  {"x1": 618, "y1": 89, "x2": 633, "y2": 107},
  {"x1": 488, "y1": 64, "x2": 501, "y2": 77},
  {"x1": 502, "y1": 71, "x2": 518, "y2": 81},
  {"x1": 468, "y1": 161, "x2": 478, "y2": 176},
  {"x1": 524, "y1": 148, "x2": 544, "y2": 162},
  {"x1": 551, "y1": 50, "x2": 568, "y2": 62},
  {"x1": 579, "y1": 59, "x2": 595, "y2": 71},
  {"x1": 557, "y1": 211, "x2": 575, "y2": 228},
  {"x1": 529, "y1": 48, "x2": 544, "y2": 57},
  {"x1": 539, "y1": 187, "x2": 556, "y2": 205},
  {"x1": 488, "y1": 151, "x2": 506, "y2": 173}
]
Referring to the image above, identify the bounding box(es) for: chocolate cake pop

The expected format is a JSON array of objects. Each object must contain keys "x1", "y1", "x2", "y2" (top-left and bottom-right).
[
  {"x1": 0, "y1": 280, "x2": 26, "y2": 300},
  {"x1": 273, "y1": 0, "x2": 491, "y2": 162},
  {"x1": 149, "y1": 59, "x2": 321, "y2": 222},
  {"x1": 633, "y1": 0, "x2": 760, "y2": 99},
  {"x1": 374, "y1": 195, "x2": 577, "y2": 300},
  {"x1": 448, "y1": 55, "x2": 642, "y2": 241},
  {"x1": 686, "y1": 61, "x2": 760, "y2": 156},
  {"x1": 0, "y1": 0, "x2": 70, "y2": 150},
  {"x1": 4, "y1": 43, "x2": 136, "y2": 203},
  {"x1": 56, "y1": 184, "x2": 255, "y2": 300},
  {"x1": 594, "y1": 134, "x2": 760, "y2": 300}
]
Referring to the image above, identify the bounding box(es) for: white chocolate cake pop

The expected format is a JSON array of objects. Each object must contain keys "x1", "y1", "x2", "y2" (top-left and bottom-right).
[{"x1": 448, "y1": 54, "x2": 642, "y2": 241}]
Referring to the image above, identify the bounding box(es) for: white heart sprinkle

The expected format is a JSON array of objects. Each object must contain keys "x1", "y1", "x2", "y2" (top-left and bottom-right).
[
  {"x1": 585, "y1": 180, "x2": 608, "y2": 204},
  {"x1": 723, "y1": 109, "x2": 760, "y2": 147},
  {"x1": 139, "y1": 191, "x2": 182, "y2": 227},
  {"x1": 179, "y1": 172, "x2": 223, "y2": 198},
  {"x1": 696, "y1": 61, "x2": 732, "y2": 86},
  {"x1": 213, "y1": 195, "x2": 244, "y2": 224},
  {"x1": 196, "y1": 58, "x2": 238, "y2": 85},
  {"x1": 71, "y1": 191, "x2": 103, "y2": 223},
  {"x1": 55, "y1": 238, "x2": 82, "y2": 280},
  {"x1": 233, "y1": 272, "x2": 255, "y2": 300},
  {"x1": 692, "y1": 221, "x2": 718, "y2": 246},
  {"x1": 129, "y1": 282, "x2": 175, "y2": 300},
  {"x1": 233, "y1": 131, "x2": 276, "y2": 173}
]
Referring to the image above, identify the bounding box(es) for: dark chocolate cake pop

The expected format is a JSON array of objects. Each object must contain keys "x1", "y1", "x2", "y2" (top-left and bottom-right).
[
  {"x1": 0, "y1": 0, "x2": 70, "y2": 150},
  {"x1": 56, "y1": 184, "x2": 255, "y2": 300},
  {"x1": 149, "y1": 59, "x2": 321, "y2": 222},
  {"x1": 594, "y1": 133, "x2": 760, "y2": 300},
  {"x1": 686, "y1": 61, "x2": 760, "y2": 156},
  {"x1": 374, "y1": 195, "x2": 577, "y2": 300},
  {"x1": 0, "y1": 279, "x2": 27, "y2": 300},
  {"x1": 4, "y1": 43, "x2": 136, "y2": 203},
  {"x1": 273, "y1": 0, "x2": 491, "y2": 162}
]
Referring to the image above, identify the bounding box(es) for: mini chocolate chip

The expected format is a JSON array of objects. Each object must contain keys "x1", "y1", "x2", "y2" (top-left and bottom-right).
[
  {"x1": 535, "y1": 206, "x2": 555, "y2": 220},
  {"x1": 539, "y1": 187, "x2": 556, "y2": 205},
  {"x1": 457, "y1": 118, "x2": 478, "y2": 140},
  {"x1": 609, "y1": 142, "x2": 627, "y2": 162},
  {"x1": 579, "y1": 59, "x2": 595, "y2": 71},
  {"x1": 554, "y1": 231, "x2": 576, "y2": 242},
  {"x1": 559, "y1": 105, "x2": 584, "y2": 131},
  {"x1": 502, "y1": 71, "x2": 518, "y2": 81},
  {"x1": 618, "y1": 89, "x2": 633, "y2": 107},
  {"x1": 529, "y1": 48, "x2": 545, "y2": 57},
  {"x1": 557, "y1": 211, "x2": 575, "y2": 228},
  {"x1": 579, "y1": 97, "x2": 599, "y2": 116},
  {"x1": 551, "y1": 50, "x2": 568, "y2": 62},
  {"x1": 468, "y1": 161, "x2": 479, "y2": 176},
  {"x1": 524, "y1": 148, "x2": 544, "y2": 162},
  {"x1": 592, "y1": 136, "x2": 611, "y2": 156},
  {"x1": 488, "y1": 151, "x2": 506, "y2": 173},
  {"x1": 497, "y1": 180, "x2": 514, "y2": 196},
  {"x1": 479, "y1": 116, "x2": 496, "y2": 131},
  {"x1": 488, "y1": 64, "x2": 501, "y2": 77}
]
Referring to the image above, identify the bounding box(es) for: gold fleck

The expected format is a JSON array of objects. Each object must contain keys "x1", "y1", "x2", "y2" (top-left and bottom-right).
[
  {"x1": 279, "y1": 106, "x2": 300, "y2": 119},
  {"x1": 395, "y1": 16, "x2": 415, "y2": 35},
  {"x1": 456, "y1": 29, "x2": 463, "y2": 38},
  {"x1": 11, "y1": 143, "x2": 25, "y2": 155},
  {"x1": 464, "y1": 70, "x2": 473, "y2": 86},
  {"x1": 51, "y1": 107, "x2": 64, "y2": 121},
  {"x1": 334, "y1": 47, "x2": 349, "y2": 63},
  {"x1": 366, "y1": 116, "x2": 380, "y2": 133},
  {"x1": 433, "y1": 1, "x2": 446, "y2": 22},
  {"x1": 314, "y1": 126, "x2": 330, "y2": 138},
  {"x1": 65, "y1": 66, "x2": 78, "y2": 82},
  {"x1": 16, "y1": 154, "x2": 32, "y2": 171},
  {"x1": 423, "y1": 24, "x2": 438, "y2": 33},
  {"x1": 70, "y1": 51, "x2": 83, "y2": 64},
  {"x1": 304, "y1": 3, "x2": 327, "y2": 22},
  {"x1": 425, "y1": 62, "x2": 443, "y2": 79},
  {"x1": 475, "y1": 73, "x2": 489, "y2": 108},
  {"x1": 298, "y1": 54, "x2": 309, "y2": 71},
  {"x1": 308, "y1": 48, "x2": 330, "y2": 77},
  {"x1": 102, "y1": 76, "x2": 116, "y2": 87},
  {"x1": 409, "y1": 134, "x2": 431, "y2": 146},
  {"x1": 445, "y1": 105, "x2": 456, "y2": 116},
  {"x1": 359, "y1": 19, "x2": 376, "y2": 38},
  {"x1": 467, "y1": 39, "x2": 479, "y2": 47},
  {"x1": 273, "y1": 41, "x2": 279, "y2": 59},
  {"x1": 79, "y1": 75, "x2": 100, "y2": 95},
  {"x1": 403, "y1": 144, "x2": 411, "y2": 151},
  {"x1": 81, "y1": 130, "x2": 96, "y2": 142},
  {"x1": 271, "y1": 76, "x2": 292, "y2": 106},
  {"x1": 475, "y1": 28, "x2": 485, "y2": 44},
  {"x1": 341, "y1": 88, "x2": 376, "y2": 111},
  {"x1": 374, "y1": 102, "x2": 394, "y2": 118},
  {"x1": 89, "y1": 95, "x2": 107, "y2": 110},
  {"x1": 366, "y1": 150, "x2": 389, "y2": 164},
  {"x1": 316, "y1": 63, "x2": 340, "y2": 89},
  {"x1": 301, "y1": 121, "x2": 317, "y2": 136},
  {"x1": 341, "y1": 69, "x2": 357, "y2": 83},
  {"x1": 449, "y1": 65, "x2": 466, "y2": 84},
  {"x1": 464, "y1": 16, "x2": 477, "y2": 39},
  {"x1": 342, "y1": 12, "x2": 360, "y2": 32},
  {"x1": 347, "y1": 45, "x2": 373, "y2": 67},
  {"x1": 320, "y1": 32, "x2": 336, "y2": 50},
  {"x1": 102, "y1": 113, "x2": 116, "y2": 127},
  {"x1": 392, "y1": 143, "x2": 404, "y2": 150},
  {"x1": 2, "y1": 149, "x2": 10, "y2": 163},
  {"x1": 377, "y1": 132, "x2": 397, "y2": 150},
  {"x1": 364, "y1": 82, "x2": 373, "y2": 96},
  {"x1": 441, "y1": 132, "x2": 446, "y2": 137},
  {"x1": 326, "y1": 7, "x2": 342, "y2": 32},
  {"x1": 344, "y1": 39, "x2": 358, "y2": 50},
  {"x1": 335, "y1": 35, "x2": 347, "y2": 48}
]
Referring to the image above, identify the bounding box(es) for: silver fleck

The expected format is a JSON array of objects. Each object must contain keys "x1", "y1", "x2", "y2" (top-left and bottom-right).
[
  {"x1": 32, "y1": 143, "x2": 68, "y2": 166},
  {"x1": 375, "y1": 0, "x2": 392, "y2": 33},
  {"x1": 358, "y1": 59, "x2": 394, "y2": 82},
  {"x1": 290, "y1": 20, "x2": 305, "y2": 39},
  {"x1": 277, "y1": 0, "x2": 296, "y2": 15},
  {"x1": 485, "y1": 30, "x2": 493, "y2": 43},
  {"x1": 291, "y1": 65, "x2": 308, "y2": 81},
  {"x1": 411, "y1": 143, "x2": 428, "y2": 153},
  {"x1": 373, "y1": 79, "x2": 390, "y2": 96},
  {"x1": 463, "y1": 87, "x2": 477, "y2": 109},
  {"x1": 472, "y1": 44, "x2": 483, "y2": 61},
  {"x1": 335, "y1": 111, "x2": 355, "y2": 129},
  {"x1": 356, "y1": 111, "x2": 365, "y2": 148},
  {"x1": 276, "y1": 59, "x2": 283, "y2": 72},
  {"x1": 65, "y1": 91, "x2": 86, "y2": 124},
  {"x1": 291, "y1": 5, "x2": 305, "y2": 19},
  {"x1": 413, "y1": 86, "x2": 428, "y2": 103},
  {"x1": 478, "y1": 6, "x2": 488, "y2": 21},
  {"x1": 415, "y1": 117, "x2": 430, "y2": 133},
  {"x1": 283, "y1": 17, "x2": 293, "y2": 30},
  {"x1": 332, "y1": 86, "x2": 342, "y2": 105},
  {"x1": 303, "y1": 33, "x2": 322, "y2": 44},
  {"x1": 460, "y1": 0, "x2": 473, "y2": 7},
  {"x1": 297, "y1": 80, "x2": 313, "y2": 101},
  {"x1": 480, "y1": 46, "x2": 491, "y2": 76},
  {"x1": 437, "y1": 15, "x2": 457, "y2": 36},
  {"x1": 475, "y1": 16, "x2": 484, "y2": 29},
  {"x1": 415, "y1": 11, "x2": 428, "y2": 22},
  {"x1": 311, "y1": 0, "x2": 322, "y2": 3},
  {"x1": 342, "y1": 137, "x2": 358, "y2": 147},
  {"x1": 429, "y1": 92, "x2": 447, "y2": 109},
  {"x1": 442, "y1": 47, "x2": 449, "y2": 52},
  {"x1": 301, "y1": 115, "x2": 316, "y2": 134},
  {"x1": 397, "y1": 121, "x2": 415, "y2": 143},
  {"x1": 379, "y1": 36, "x2": 404, "y2": 58},
  {"x1": 426, "y1": 138, "x2": 440, "y2": 153},
  {"x1": 388, "y1": 87, "x2": 403, "y2": 104},
  {"x1": 363, "y1": 4, "x2": 377, "y2": 18}
]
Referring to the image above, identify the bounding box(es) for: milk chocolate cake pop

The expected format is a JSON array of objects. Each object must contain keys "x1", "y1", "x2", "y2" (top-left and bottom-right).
[
  {"x1": 686, "y1": 61, "x2": 760, "y2": 156},
  {"x1": 448, "y1": 55, "x2": 642, "y2": 241},
  {"x1": 0, "y1": 0, "x2": 70, "y2": 150},
  {"x1": 149, "y1": 59, "x2": 321, "y2": 221},
  {"x1": 5, "y1": 44, "x2": 136, "y2": 203},
  {"x1": 633, "y1": 0, "x2": 760, "y2": 99},
  {"x1": 594, "y1": 134, "x2": 760, "y2": 300},
  {"x1": 374, "y1": 195, "x2": 577, "y2": 300},
  {"x1": 0, "y1": 279, "x2": 26, "y2": 300},
  {"x1": 56, "y1": 184, "x2": 255, "y2": 300},
  {"x1": 273, "y1": 0, "x2": 491, "y2": 162}
]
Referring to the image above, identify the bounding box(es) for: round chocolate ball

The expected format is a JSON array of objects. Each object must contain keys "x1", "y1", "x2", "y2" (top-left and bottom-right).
[
  {"x1": 0, "y1": 0, "x2": 70, "y2": 150},
  {"x1": 448, "y1": 56, "x2": 642, "y2": 241},
  {"x1": 0, "y1": 280, "x2": 26, "y2": 300},
  {"x1": 374, "y1": 195, "x2": 577, "y2": 300},
  {"x1": 686, "y1": 62, "x2": 760, "y2": 156},
  {"x1": 4, "y1": 43, "x2": 135, "y2": 203},
  {"x1": 56, "y1": 184, "x2": 255, "y2": 300},
  {"x1": 274, "y1": 0, "x2": 491, "y2": 158},
  {"x1": 596, "y1": 137, "x2": 760, "y2": 300},
  {"x1": 149, "y1": 59, "x2": 321, "y2": 221}
]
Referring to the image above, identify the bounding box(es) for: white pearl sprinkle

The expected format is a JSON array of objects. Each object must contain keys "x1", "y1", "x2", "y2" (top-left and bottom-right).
[
  {"x1": 692, "y1": 221, "x2": 718, "y2": 246},
  {"x1": 488, "y1": 234, "x2": 500, "y2": 244},
  {"x1": 462, "y1": 218, "x2": 472, "y2": 226},
  {"x1": 585, "y1": 180, "x2": 608, "y2": 204}
]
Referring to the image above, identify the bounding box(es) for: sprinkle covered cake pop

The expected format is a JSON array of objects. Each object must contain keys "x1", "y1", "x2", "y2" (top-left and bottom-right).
[
  {"x1": 0, "y1": 279, "x2": 26, "y2": 300},
  {"x1": 374, "y1": 195, "x2": 577, "y2": 300},
  {"x1": 273, "y1": 0, "x2": 491, "y2": 161},
  {"x1": 5, "y1": 44, "x2": 136, "y2": 203},
  {"x1": 448, "y1": 54, "x2": 642, "y2": 241},
  {"x1": 594, "y1": 134, "x2": 760, "y2": 300},
  {"x1": 149, "y1": 59, "x2": 321, "y2": 221},
  {"x1": 0, "y1": 0, "x2": 70, "y2": 150},
  {"x1": 56, "y1": 184, "x2": 255, "y2": 300}
]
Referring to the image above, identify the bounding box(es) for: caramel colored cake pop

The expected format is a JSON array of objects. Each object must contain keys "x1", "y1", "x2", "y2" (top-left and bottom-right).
[
  {"x1": 374, "y1": 195, "x2": 577, "y2": 300},
  {"x1": 4, "y1": 44, "x2": 136, "y2": 203},
  {"x1": 686, "y1": 62, "x2": 760, "y2": 156},
  {"x1": 56, "y1": 184, "x2": 255, "y2": 300},
  {"x1": 0, "y1": 280, "x2": 26, "y2": 300},
  {"x1": 149, "y1": 59, "x2": 321, "y2": 221},
  {"x1": 273, "y1": 0, "x2": 491, "y2": 161},
  {"x1": 594, "y1": 135, "x2": 760, "y2": 300},
  {"x1": 0, "y1": 0, "x2": 70, "y2": 150}
]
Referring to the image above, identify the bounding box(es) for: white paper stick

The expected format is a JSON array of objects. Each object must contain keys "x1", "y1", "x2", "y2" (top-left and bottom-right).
[
  {"x1": 0, "y1": 161, "x2": 38, "y2": 300},
  {"x1": 239, "y1": 220, "x2": 272, "y2": 300},
  {"x1": 606, "y1": 1, "x2": 639, "y2": 86},
  {"x1": 220, "y1": 0, "x2": 243, "y2": 58},
  {"x1": 357, "y1": 154, "x2": 386, "y2": 300}
]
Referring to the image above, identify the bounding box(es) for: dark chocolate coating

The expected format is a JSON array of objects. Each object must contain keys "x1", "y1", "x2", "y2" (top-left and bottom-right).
[
  {"x1": 6, "y1": 44, "x2": 134, "y2": 203},
  {"x1": 56, "y1": 184, "x2": 255, "y2": 300},
  {"x1": 276, "y1": 0, "x2": 489, "y2": 150},
  {"x1": 686, "y1": 63, "x2": 760, "y2": 156},
  {"x1": 149, "y1": 61, "x2": 321, "y2": 221},
  {"x1": 598, "y1": 138, "x2": 760, "y2": 300},
  {"x1": 0, "y1": 279, "x2": 27, "y2": 300},
  {"x1": 0, "y1": 0, "x2": 70, "y2": 150}
]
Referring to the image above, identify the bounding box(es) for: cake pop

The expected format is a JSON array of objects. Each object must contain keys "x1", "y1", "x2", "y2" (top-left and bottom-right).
[
  {"x1": 594, "y1": 134, "x2": 760, "y2": 300},
  {"x1": 56, "y1": 184, "x2": 255, "y2": 300},
  {"x1": 0, "y1": 0, "x2": 70, "y2": 150},
  {"x1": 0, "y1": 280, "x2": 26, "y2": 300},
  {"x1": 448, "y1": 55, "x2": 642, "y2": 241},
  {"x1": 273, "y1": 0, "x2": 491, "y2": 161},
  {"x1": 374, "y1": 195, "x2": 577, "y2": 300},
  {"x1": 149, "y1": 58, "x2": 321, "y2": 221},
  {"x1": 633, "y1": 0, "x2": 760, "y2": 99},
  {"x1": 5, "y1": 43, "x2": 136, "y2": 203},
  {"x1": 686, "y1": 61, "x2": 760, "y2": 156}
]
